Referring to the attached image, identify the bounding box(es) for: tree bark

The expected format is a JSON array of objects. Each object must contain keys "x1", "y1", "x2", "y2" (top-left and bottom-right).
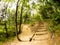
[
  {"x1": 4, "y1": 21, "x2": 8, "y2": 38},
  {"x1": 19, "y1": 3, "x2": 23, "y2": 34},
  {"x1": 19, "y1": 0, "x2": 25, "y2": 34},
  {"x1": 15, "y1": 0, "x2": 21, "y2": 41}
]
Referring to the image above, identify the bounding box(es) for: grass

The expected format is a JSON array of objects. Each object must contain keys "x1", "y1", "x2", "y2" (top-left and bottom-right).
[
  {"x1": 0, "y1": 36, "x2": 16, "y2": 45},
  {"x1": 0, "y1": 28, "x2": 16, "y2": 42},
  {"x1": 0, "y1": 42, "x2": 3, "y2": 45}
]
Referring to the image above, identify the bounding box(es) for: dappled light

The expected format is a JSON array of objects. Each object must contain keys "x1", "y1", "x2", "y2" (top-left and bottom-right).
[{"x1": 0, "y1": 0, "x2": 60, "y2": 45}]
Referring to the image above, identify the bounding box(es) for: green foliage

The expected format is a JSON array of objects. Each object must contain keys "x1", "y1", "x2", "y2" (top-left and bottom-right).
[
  {"x1": 39, "y1": 0, "x2": 60, "y2": 34},
  {"x1": 0, "y1": 0, "x2": 60, "y2": 42},
  {"x1": 2, "y1": 0, "x2": 14, "y2": 2}
]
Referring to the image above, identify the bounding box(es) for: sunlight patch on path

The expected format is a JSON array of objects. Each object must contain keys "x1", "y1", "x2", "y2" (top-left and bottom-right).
[
  {"x1": 3, "y1": 22, "x2": 54, "y2": 45},
  {"x1": 19, "y1": 24, "x2": 33, "y2": 41}
]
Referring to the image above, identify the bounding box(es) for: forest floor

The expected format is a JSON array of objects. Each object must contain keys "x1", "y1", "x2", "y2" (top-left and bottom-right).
[{"x1": 1, "y1": 22, "x2": 55, "y2": 45}]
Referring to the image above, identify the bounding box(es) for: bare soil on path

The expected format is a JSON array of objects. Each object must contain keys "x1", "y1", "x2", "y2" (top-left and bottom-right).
[{"x1": 3, "y1": 22, "x2": 54, "y2": 45}]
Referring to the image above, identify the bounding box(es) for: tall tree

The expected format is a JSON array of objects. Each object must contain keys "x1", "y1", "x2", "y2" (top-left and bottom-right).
[
  {"x1": 0, "y1": 1, "x2": 9, "y2": 38},
  {"x1": 15, "y1": 0, "x2": 21, "y2": 41},
  {"x1": 19, "y1": 0, "x2": 25, "y2": 33}
]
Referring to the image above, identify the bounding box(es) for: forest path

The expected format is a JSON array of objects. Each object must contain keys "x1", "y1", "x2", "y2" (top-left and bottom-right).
[{"x1": 3, "y1": 22, "x2": 54, "y2": 45}]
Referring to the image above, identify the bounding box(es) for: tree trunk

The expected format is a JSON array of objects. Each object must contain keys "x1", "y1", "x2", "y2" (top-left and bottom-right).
[
  {"x1": 19, "y1": 3, "x2": 23, "y2": 34},
  {"x1": 4, "y1": 21, "x2": 8, "y2": 38},
  {"x1": 19, "y1": 0, "x2": 25, "y2": 34},
  {"x1": 4, "y1": 4, "x2": 9, "y2": 38},
  {"x1": 15, "y1": 0, "x2": 21, "y2": 41}
]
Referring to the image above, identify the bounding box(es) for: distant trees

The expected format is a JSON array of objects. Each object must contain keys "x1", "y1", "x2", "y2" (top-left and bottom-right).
[
  {"x1": 0, "y1": 1, "x2": 9, "y2": 38},
  {"x1": 4, "y1": 4, "x2": 9, "y2": 38},
  {"x1": 39, "y1": 0, "x2": 60, "y2": 35}
]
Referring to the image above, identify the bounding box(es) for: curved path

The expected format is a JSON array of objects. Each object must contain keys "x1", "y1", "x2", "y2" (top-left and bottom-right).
[{"x1": 4, "y1": 22, "x2": 54, "y2": 45}]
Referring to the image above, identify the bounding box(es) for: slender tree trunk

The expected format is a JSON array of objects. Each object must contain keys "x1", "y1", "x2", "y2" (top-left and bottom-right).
[
  {"x1": 4, "y1": 21, "x2": 8, "y2": 38},
  {"x1": 19, "y1": 0, "x2": 25, "y2": 34},
  {"x1": 15, "y1": 0, "x2": 19, "y2": 35},
  {"x1": 19, "y1": 3, "x2": 23, "y2": 33},
  {"x1": 15, "y1": 0, "x2": 21, "y2": 41}
]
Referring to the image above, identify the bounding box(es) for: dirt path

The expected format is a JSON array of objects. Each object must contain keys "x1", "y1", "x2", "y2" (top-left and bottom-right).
[{"x1": 3, "y1": 22, "x2": 54, "y2": 45}]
